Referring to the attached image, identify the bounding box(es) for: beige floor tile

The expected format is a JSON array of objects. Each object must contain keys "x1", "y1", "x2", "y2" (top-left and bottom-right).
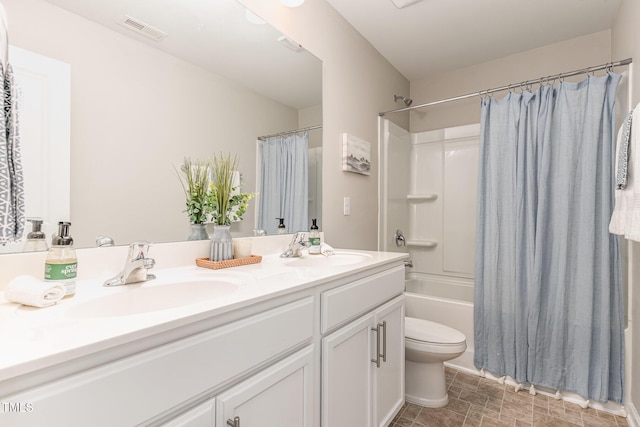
[
  {"x1": 415, "y1": 407, "x2": 467, "y2": 427},
  {"x1": 404, "y1": 369, "x2": 626, "y2": 427}
]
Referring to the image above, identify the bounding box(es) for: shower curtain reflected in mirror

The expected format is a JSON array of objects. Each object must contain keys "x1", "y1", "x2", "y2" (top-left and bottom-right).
[
  {"x1": 474, "y1": 73, "x2": 625, "y2": 403},
  {"x1": 257, "y1": 132, "x2": 309, "y2": 235}
]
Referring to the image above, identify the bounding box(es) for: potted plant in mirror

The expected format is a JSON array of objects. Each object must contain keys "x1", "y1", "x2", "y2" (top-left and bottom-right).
[
  {"x1": 208, "y1": 153, "x2": 254, "y2": 261},
  {"x1": 177, "y1": 157, "x2": 211, "y2": 241}
]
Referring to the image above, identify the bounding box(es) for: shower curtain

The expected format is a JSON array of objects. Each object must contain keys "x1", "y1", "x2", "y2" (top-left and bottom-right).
[
  {"x1": 257, "y1": 132, "x2": 308, "y2": 235},
  {"x1": 0, "y1": 5, "x2": 25, "y2": 244},
  {"x1": 474, "y1": 73, "x2": 625, "y2": 403}
]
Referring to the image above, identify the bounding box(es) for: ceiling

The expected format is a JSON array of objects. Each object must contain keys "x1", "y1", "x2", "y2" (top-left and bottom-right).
[
  {"x1": 325, "y1": 0, "x2": 624, "y2": 81},
  {"x1": 43, "y1": 0, "x2": 322, "y2": 109},
  {"x1": 40, "y1": 0, "x2": 624, "y2": 106}
]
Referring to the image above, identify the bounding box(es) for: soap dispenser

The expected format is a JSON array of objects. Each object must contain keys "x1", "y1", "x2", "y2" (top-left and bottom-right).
[
  {"x1": 23, "y1": 218, "x2": 48, "y2": 252},
  {"x1": 277, "y1": 218, "x2": 287, "y2": 234},
  {"x1": 44, "y1": 222, "x2": 78, "y2": 298},
  {"x1": 309, "y1": 219, "x2": 321, "y2": 255}
]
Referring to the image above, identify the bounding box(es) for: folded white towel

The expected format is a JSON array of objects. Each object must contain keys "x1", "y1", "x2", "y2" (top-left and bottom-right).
[
  {"x1": 4, "y1": 275, "x2": 66, "y2": 308},
  {"x1": 320, "y1": 243, "x2": 335, "y2": 256}
]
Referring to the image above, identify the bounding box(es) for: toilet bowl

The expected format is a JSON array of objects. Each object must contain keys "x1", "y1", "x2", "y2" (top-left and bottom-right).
[{"x1": 405, "y1": 316, "x2": 467, "y2": 408}]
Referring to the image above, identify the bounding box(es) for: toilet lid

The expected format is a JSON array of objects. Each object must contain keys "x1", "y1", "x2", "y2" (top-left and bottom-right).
[{"x1": 405, "y1": 317, "x2": 466, "y2": 345}]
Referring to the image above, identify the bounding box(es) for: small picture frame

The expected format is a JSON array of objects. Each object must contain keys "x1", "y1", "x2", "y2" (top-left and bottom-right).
[{"x1": 342, "y1": 133, "x2": 371, "y2": 176}]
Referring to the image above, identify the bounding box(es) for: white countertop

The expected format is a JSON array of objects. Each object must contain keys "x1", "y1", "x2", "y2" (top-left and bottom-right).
[{"x1": 0, "y1": 248, "x2": 407, "y2": 385}]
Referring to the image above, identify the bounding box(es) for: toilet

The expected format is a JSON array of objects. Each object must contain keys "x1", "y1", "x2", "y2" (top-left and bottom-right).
[{"x1": 405, "y1": 316, "x2": 467, "y2": 408}]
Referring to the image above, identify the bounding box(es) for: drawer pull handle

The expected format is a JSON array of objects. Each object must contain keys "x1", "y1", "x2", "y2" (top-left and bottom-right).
[
  {"x1": 227, "y1": 416, "x2": 240, "y2": 427},
  {"x1": 381, "y1": 320, "x2": 387, "y2": 363},
  {"x1": 371, "y1": 324, "x2": 381, "y2": 367}
]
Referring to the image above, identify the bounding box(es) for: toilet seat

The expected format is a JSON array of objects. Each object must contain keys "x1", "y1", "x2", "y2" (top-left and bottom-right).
[{"x1": 405, "y1": 317, "x2": 466, "y2": 345}]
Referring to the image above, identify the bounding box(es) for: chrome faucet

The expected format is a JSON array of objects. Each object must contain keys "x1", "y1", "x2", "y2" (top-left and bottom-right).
[
  {"x1": 280, "y1": 232, "x2": 311, "y2": 258},
  {"x1": 104, "y1": 241, "x2": 156, "y2": 287}
]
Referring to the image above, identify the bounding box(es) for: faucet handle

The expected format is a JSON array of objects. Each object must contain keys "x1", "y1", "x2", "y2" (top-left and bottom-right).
[
  {"x1": 291, "y1": 232, "x2": 307, "y2": 244},
  {"x1": 128, "y1": 241, "x2": 153, "y2": 261}
]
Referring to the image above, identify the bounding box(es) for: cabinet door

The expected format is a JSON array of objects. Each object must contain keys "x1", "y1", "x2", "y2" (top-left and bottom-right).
[
  {"x1": 321, "y1": 313, "x2": 373, "y2": 427},
  {"x1": 163, "y1": 399, "x2": 215, "y2": 427},
  {"x1": 373, "y1": 295, "x2": 405, "y2": 427},
  {"x1": 216, "y1": 346, "x2": 314, "y2": 427}
]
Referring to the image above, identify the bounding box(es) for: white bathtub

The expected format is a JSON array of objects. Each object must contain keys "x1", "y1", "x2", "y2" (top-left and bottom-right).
[{"x1": 405, "y1": 275, "x2": 478, "y2": 375}]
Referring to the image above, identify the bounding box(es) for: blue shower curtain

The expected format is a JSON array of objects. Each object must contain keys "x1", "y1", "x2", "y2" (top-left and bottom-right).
[
  {"x1": 474, "y1": 73, "x2": 624, "y2": 403},
  {"x1": 257, "y1": 133, "x2": 308, "y2": 235}
]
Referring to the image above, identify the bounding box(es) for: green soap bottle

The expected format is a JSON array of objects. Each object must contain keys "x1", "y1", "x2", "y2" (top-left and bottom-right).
[
  {"x1": 45, "y1": 222, "x2": 78, "y2": 298},
  {"x1": 309, "y1": 219, "x2": 321, "y2": 255}
]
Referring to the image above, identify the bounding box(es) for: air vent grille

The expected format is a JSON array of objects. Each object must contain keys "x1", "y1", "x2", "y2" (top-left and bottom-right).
[
  {"x1": 277, "y1": 35, "x2": 303, "y2": 53},
  {"x1": 117, "y1": 15, "x2": 168, "y2": 42}
]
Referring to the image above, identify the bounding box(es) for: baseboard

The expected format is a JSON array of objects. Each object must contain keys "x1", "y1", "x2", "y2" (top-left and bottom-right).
[{"x1": 627, "y1": 402, "x2": 640, "y2": 427}]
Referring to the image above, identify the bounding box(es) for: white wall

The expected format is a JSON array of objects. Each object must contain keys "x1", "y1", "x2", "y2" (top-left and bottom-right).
[
  {"x1": 3, "y1": 0, "x2": 300, "y2": 248},
  {"x1": 299, "y1": 104, "x2": 323, "y2": 149},
  {"x1": 239, "y1": 0, "x2": 410, "y2": 250},
  {"x1": 409, "y1": 30, "x2": 612, "y2": 132},
  {"x1": 612, "y1": 0, "x2": 640, "y2": 421}
]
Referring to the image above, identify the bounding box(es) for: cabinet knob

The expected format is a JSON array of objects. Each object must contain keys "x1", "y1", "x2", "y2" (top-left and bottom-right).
[{"x1": 227, "y1": 416, "x2": 240, "y2": 427}]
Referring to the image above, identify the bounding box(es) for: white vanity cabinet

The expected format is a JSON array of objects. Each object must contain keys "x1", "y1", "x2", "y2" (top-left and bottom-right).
[
  {"x1": 215, "y1": 345, "x2": 314, "y2": 427},
  {"x1": 162, "y1": 399, "x2": 216, "y2": 427},
  {"x1": 165, "y1": 346, "x2": 314, "y2": 427},
  {"x1": 320, "y1": 266, "x2": 405, "y2": 427},
  {"x1": 0, "y1": 252, "x2": 407, "y2": 427},
  {"x1": 1, "y1": 296, "x2": 315, "y2": 427}
]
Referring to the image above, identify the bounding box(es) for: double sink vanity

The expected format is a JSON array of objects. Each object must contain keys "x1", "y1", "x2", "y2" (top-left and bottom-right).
[{"x1": 0, "y1": 236, "x2": 407, "y2": 427}]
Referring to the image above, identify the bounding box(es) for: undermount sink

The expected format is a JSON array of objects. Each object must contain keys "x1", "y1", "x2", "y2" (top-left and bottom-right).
[
  {"x1": 66, "y1": 277, "x2": 243, "y2": 317},
  {"x1": 283, "y1": 251, "x2": 373, "y2": 267}
]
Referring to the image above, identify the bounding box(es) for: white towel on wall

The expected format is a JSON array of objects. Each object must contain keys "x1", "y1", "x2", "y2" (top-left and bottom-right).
[{"x1": 610, "y1": 104, "x2": 640, "y2": 241}]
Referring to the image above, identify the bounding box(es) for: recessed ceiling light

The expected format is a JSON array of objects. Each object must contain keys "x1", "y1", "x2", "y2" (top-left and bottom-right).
[
  {"x1": 390, "y1": 0, "x2": 424, "y2": 9},
  {"x1": 281, "y1": 0, "x2": 305, "y2": 7}
]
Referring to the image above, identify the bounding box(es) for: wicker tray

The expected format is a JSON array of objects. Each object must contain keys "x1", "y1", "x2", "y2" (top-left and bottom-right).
[{"x1": 195, "y1": 255, "x2": 262, "y2": 270}]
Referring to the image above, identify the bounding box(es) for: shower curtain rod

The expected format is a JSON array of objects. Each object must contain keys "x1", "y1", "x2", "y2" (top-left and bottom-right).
[
  {"x1": 379, "y1": 57, "x2": 633, "y2": 116},
  {"x1": 257, "y1": 124, "x2": 322, "y2": 141}
]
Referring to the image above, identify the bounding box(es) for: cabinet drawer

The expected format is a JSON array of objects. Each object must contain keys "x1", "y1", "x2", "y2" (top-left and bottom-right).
[
  {"x1": 320, "y1": 266, "x2": 404, "y2": 334},
  {"x1": 2, "y1": 297, "x2": 314, "y2": 427}
]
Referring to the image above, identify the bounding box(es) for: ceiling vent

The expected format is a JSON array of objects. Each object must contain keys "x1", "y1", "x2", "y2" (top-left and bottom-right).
[
  {"x1": 390, "y1": 0, "x2": 424, "y2": 9},
  {"x1": 117, "y1": 15, "x2": 168, "y2": 42},
  {"x1": 277, "y1": 35, "x2": 303, "y2": 53}
]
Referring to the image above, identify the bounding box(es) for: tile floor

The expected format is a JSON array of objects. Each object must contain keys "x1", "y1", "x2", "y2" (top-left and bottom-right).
[{"x1": 391, "y1": 367, "x2": 630, "y2": 427}]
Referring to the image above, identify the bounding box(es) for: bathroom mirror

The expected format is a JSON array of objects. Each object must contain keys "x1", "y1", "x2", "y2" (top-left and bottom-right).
[{"x1": 0, "y1": 0, "x2": 322, "y2": 253}]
